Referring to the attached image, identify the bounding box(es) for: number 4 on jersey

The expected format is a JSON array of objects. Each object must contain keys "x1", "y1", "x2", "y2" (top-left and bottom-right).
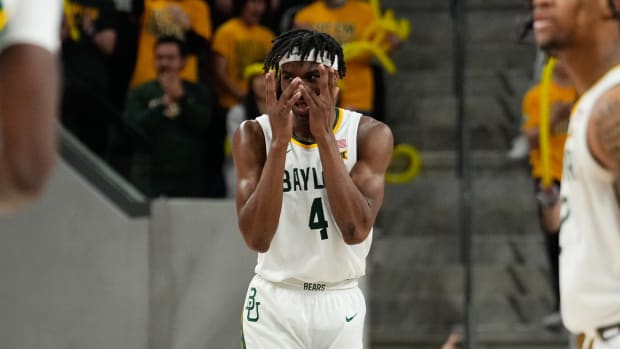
[{"x1": 309, "y1": 197, "x2": 328, "y2": 240}]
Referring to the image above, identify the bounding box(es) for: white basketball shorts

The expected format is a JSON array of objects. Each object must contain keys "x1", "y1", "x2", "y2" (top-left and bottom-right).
[{"x1": 241, "y1": 274, "x2": 366, "y2": 349}]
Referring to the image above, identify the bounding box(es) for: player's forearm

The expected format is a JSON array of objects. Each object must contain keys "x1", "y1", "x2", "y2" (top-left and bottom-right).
[
  {"x1": 0, "y1": 45, "x2": 58, "y2": 213},
  {"x1": 0, "y1": 152, "x2": 52, "y2": 214},
  {"x1": 316, "y1": 136, "x2": 373, "y2": 244},
  {"x1": 238, "y1": 141, "x2": 288, "y2": 252}
]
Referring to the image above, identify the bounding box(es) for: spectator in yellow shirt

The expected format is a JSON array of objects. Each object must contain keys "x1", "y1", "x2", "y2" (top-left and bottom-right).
[
  {"x1": 294, "y1": 0, "x2": 377, "y2": 114},
  {"x1": 212, "y1": 0, "x2": 274, "y2": 110},
  {"x1": 521, "y1": 58, "x2": 576, "y2": 327},
  {"x1": 130, "y1": 0, "x2": 212, "y2": 87}
]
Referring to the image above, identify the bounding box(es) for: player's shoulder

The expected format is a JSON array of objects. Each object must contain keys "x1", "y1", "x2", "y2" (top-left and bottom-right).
[
  {"x1": 358, "y1": 115, "x2": 393, "y2": 144},
  {"x1": 589, "y1": 84, "x2": 620, "y2": 127},
  {"x1": 237, "y1": 118, "x2": 266, "y2": 139},
  {"x1": 586, "y1": 84, "x2": 620, "y2": 171}
]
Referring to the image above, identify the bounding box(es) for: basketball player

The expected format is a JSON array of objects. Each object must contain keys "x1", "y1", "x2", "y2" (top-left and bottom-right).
[
  {"x1": 0, "y1": 0, "x2": 62, "y2": 214},
  {"x1": 531, "y1": 0, "x2": 620, "y2": 347},
  {"x1": 232, "y1": 29, "x2": 393, "y2": 348}
]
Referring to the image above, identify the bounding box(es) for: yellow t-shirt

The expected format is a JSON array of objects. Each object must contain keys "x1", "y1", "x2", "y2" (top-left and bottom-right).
[
  {"x1": 130, "y1": 0, "x2": 212, "y2": 87},
  {"x1": 212, "y1": 18, "x2": 273, "y2": 108},
  {"x1": 294, "y1": 0, "x2": 378, "y2": 112},
  {"x1": 523, "y1": 81, "x2": 577, "y2": 180}
]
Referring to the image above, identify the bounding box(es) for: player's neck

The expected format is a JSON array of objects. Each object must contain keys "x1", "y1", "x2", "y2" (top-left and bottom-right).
[
  {"x1": 293, "y1": 131, "x2": 315, "y2": 144},
  {"x1": 552, "y1": 71, "x2": 572, "y2": 88},
  {"x1": 560, "y1": 43, "x2": 620, "y2": 95}
]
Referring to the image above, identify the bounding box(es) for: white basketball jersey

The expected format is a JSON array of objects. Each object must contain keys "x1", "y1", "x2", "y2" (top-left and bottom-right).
[
  {"x1": 559, "y1": 66, "x2": 620, "y2": 332},
  {"x1": 0, "y1": 0, "x2": 62, "y2": 53},
  {"x1": 254, "y1": 108, "x2": 372, "y2": 284}
]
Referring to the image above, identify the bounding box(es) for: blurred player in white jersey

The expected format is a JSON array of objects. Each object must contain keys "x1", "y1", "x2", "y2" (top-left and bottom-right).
[
  {"x1": 232, "y1": 28, "x2": 393, "y2": 348},
  {"x1": 531, "y1": 0, "x2": 620, "y2": 348},
  {"x1": 0, "y1": 0, "x2": 62, "y2": 214}
]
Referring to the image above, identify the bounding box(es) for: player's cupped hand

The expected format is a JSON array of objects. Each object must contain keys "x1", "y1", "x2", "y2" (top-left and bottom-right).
[
  {"x1": 266, "y1": 70, "x2": 300, "y2": 143},
  {"x1": 301, "y1": 65, "x2": 339, "y2": 140}
]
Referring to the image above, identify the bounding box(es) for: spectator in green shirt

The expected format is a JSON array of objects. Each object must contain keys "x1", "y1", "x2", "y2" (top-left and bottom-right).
[{"x1": 123, "y1": 36, "x2": 212, "y2": 198}]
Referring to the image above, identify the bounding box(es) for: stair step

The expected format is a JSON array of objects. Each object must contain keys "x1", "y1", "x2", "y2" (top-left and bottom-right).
[{"x1": 371, "y1": 237, "x2": 548, "y2": 268}]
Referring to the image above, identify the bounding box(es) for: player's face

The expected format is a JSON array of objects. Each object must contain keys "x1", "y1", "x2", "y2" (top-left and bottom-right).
[
  {"x1": 531, "y1": 0, "x2": 583, "y2": 52},
  {"x1": 280, "y1": 61, "x2": 323, "y2": 117}
]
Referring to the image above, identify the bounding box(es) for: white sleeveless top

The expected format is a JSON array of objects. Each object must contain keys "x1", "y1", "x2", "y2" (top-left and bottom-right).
[
  {"x1": 254, "y1": 108, "x2": 372, "y2": 284},
  {"x1": 0, "y1": 0, "x2": 62, "y2": 53},
  {"x1": 559, "y1": 66, "x2": 620, "y2": 332}
]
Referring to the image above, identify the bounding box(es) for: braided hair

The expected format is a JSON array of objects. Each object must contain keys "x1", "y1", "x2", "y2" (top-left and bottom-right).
[{"x1": 263, "y1": 28, "x2": 346, "y2": 78}]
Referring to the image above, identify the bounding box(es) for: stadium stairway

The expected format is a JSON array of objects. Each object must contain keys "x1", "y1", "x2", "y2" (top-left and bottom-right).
[{"x1": 369, "y1": 1, "x2": 570, "y2": 348}]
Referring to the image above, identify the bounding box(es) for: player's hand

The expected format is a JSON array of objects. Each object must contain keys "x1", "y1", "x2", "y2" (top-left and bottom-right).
[
  {"x1": 301, "y1": 65, "x2": 339, "y2": 140},
  {"x1": 266, "y1": 70, "x2": 300, "y2": 144}
]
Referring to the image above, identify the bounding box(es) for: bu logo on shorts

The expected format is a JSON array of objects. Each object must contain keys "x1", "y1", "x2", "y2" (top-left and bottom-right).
[{"x1": 245, "y1": 287, "x2": 261, "y2": 322}]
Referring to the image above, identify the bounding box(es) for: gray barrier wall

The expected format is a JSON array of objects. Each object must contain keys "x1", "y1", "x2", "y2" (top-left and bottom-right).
[
  {"x1": 0, "y1": 162, "x2": 149, "y2": 349},
  {"x1": 0, "y1": 159, "x2": 370, "y2": 349},
  {"x1": 149, "y1": 199, "x2": 256, "y2": 349}
]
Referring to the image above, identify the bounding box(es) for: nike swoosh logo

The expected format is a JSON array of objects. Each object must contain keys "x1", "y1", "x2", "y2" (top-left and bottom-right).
[{"x1": 345, "y1": 313, "x2": 357, "y2": 322}]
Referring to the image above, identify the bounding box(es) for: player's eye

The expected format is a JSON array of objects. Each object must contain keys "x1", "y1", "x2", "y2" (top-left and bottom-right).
[{"x1": 307, "y1": 74, "x2": 320, "y2": 82}]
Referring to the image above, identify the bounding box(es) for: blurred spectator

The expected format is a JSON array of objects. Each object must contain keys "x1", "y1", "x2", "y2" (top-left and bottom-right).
[
  {"x1": 225, "y1": 62, "x2": 266, "y2": 138},
  {"x1": 206, "y1": 0, "x2": 233, "y2": 29},
  {"x1": 105, "y1": 0, "x2": 143, "y2": 178},
  {"x1": 123, "y1": 36, "x2": 212, "y2": 198},
  {"x1": 224, "y1": 62, "x2": 266, "y2": 196},
  {"x1": 130, "y1": 0, "x2": 212, "y2": 88},
  {"x1": 61, "y1": 0, "x2": 118, "y2": 158},
  {"x1": 521, "y1": 58, "x2": 576, "y2": 328},
  {"x1": 294, "y1": 0, "x2": 379, "y2": 116},
  {"x1": 274, "y1": 0, "x2": 311, "y2": 34},
  {"x1": 212, "y1": 0, "x2": 273, "y2": 110},
  {"x1": 210, "y1": 0, "x2": 274, "y2": 197}
]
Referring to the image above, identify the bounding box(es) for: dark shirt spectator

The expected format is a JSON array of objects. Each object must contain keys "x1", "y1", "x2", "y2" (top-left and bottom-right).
[
  {"x1": 61, "y1": 0, "x2": 118, "y2": 157},
  {"x1": 124, "y1": 36, "x2": 212, "y2": 198}
]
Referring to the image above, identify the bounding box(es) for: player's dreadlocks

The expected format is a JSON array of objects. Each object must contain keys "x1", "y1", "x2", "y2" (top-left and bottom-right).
[{"x1": 263, "y1": 29, "x2": 346, "y2": 78}]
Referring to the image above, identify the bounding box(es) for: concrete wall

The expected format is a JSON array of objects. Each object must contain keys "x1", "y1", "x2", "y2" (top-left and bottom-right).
[
  {"x1": 0, "y1": 160, "x2": 371, "y2": 349},
  {"x1": 0, "y1": 162, "x2": 149, "y2": 349},
  {"x1": 148, "y1": 199, "x2": 256, "y2": 349}
]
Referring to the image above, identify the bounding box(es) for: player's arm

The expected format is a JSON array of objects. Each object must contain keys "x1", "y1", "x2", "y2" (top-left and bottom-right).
[
  {"x1": 303, "y1": 65, "x2": 393, "y2": 244},
  {"x1": 0, "y1": 44, "x2": 59, "y2": 213},
  {"x1": 233, "y1": 72, "x2": 301, "y2": 252},
  {"x1": 588, "y1": 85, "x2": 620, "y2": 198},
  {"x1": 233, "y1": 121, "x2": 287, "y2": 252},
  {"x1": 317, "y1": 116, "x2": 393, "y2": 245}
]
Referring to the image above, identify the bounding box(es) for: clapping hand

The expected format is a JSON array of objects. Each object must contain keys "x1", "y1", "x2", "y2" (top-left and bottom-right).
[
  {"x1": 550, "y1": 101, "x2": 573, "y2": 134},
  {"x1": 159, "y1": 71, "x2": 185, "y2": 105}
]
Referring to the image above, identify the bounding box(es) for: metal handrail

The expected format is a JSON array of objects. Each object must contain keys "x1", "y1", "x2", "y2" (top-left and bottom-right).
[
  {"x1": 59, "y1": 126, "x2": 150, "y2": 218},
  {"x1": 450, "y1": 0, "x2": 476, "y2": 348}
]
